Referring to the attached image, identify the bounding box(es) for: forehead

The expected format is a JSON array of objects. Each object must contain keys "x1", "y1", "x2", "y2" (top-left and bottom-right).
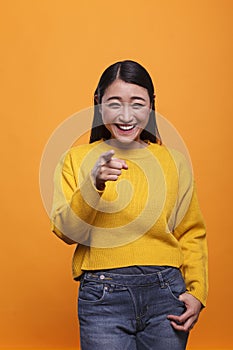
[{"x1": 103, "y1": 79, "x2": 149, "y2": 100}]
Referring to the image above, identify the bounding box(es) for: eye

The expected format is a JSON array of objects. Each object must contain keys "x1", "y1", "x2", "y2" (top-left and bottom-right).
[
  {"x1": 132, "y1": 103, "x2": 145, "y2": 109},
  {"x1": 107, "y1": 102, "x2": 121, "y2": 109}
]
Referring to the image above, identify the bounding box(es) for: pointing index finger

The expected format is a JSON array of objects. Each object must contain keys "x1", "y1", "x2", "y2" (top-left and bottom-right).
[{"x1": 101, "y1": 150, "x2": 115, "y2": 163}]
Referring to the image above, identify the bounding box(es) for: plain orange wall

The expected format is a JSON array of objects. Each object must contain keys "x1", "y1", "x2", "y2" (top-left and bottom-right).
[{"x1": 0, "y1": 0, "x2": 232, "y2": 349}]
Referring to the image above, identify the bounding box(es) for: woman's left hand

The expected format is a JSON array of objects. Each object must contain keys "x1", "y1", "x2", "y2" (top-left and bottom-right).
[{"x1": 167, "y1": 293, "x2": 202, "y2": 332}]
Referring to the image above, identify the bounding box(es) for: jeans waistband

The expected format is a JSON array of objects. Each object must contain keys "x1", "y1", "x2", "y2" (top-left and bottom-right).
[{"x1": 81, "y1": 266, "x2": 181, "y2": 287}]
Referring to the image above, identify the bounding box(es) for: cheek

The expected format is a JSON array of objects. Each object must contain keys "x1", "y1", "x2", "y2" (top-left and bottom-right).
[
  {"x1": 101, "y1": 109, "x2": 112, "y2": 125},
  {"x1": 139, "y1": 113, "x2": 150, "y2": 128},
  {"x1": 101, "y1": 113, "x2": 114, "y2": 134}
]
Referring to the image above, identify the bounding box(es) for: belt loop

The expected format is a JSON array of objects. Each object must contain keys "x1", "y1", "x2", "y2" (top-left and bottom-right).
[{"x1": 157, "y1": 271, "x2": 166, "y2": 288}]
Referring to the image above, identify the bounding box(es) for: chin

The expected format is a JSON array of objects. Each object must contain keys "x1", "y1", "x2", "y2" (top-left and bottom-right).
[{"x1": 115, "y1": 135, "x2": 139, "y2": 144}]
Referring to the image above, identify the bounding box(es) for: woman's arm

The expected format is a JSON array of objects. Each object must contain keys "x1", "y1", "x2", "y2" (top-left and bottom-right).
[
  {"x1": 51, "y1": 148, "x2": 128, "y2": 245},
  {"x1": 168, "y1": 149, "x2": 208, "y2": 306},
  {"x1": 167, "y1": 186, "x2": 208, "y2": 331},
  {"x1": 174, "y1": 183, "x2": 208, "y2": 306},
  {"x1": 167, "y1": 151, "x2": 208, "y2": 331},
  {"x1": 51, "y1": 150, "x2": 105, "y2": 245}
]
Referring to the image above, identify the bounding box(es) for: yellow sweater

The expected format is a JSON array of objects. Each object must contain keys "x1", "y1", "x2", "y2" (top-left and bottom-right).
[{"x1": 51, "y1": 140, "x2": 208, "y2": 306}]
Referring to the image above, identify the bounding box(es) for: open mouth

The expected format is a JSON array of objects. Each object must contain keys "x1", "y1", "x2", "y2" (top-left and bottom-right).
[{"x1": 115, "y1": 124, "x2": 136, "y2": 131}]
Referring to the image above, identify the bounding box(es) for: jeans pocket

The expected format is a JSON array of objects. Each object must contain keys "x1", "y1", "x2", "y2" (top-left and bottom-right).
[
  {"x1": 78, "y1": 280, "x2": 107, "y2": 303},
  {"x1": 166, "y1": 274, "x2": 186, "y2": 305}
]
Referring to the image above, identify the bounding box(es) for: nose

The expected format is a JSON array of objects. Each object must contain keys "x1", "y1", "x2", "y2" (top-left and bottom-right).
[{"x1": 119, "y1": 104, "x2": 134, "y2": 123}]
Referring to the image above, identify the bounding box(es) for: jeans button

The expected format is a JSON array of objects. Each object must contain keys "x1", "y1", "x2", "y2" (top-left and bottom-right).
[{"x1": 100, "y1": 274, "x2": 105, "y2": 280}]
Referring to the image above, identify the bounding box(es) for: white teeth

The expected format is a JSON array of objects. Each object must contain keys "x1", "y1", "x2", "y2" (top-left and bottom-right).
[{"x1": 118, "y1": 124, "x2": 135, "y2": 131}]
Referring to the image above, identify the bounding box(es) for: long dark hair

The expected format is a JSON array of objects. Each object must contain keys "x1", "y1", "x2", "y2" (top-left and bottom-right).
[{"x1": 89, "y1": 60, "x2": 161, "y2": 144}]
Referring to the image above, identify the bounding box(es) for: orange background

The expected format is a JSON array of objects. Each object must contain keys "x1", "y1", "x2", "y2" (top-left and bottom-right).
[{"x1": 0, "y1": 1, "x2": 232, "y2": 349}]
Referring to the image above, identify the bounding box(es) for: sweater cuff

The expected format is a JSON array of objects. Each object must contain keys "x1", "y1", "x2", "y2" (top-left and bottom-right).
[
  {"x1": 51, "y1": 173, "x2": 104, "y2": 245},
  {"x1": 186, "y1": 284, "x2": 208, "y2": 307}
]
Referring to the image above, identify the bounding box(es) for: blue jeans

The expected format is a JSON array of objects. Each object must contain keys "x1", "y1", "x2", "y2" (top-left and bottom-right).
[{"x1": 78, "y1": 266, "x2": 189, "y2": 350}]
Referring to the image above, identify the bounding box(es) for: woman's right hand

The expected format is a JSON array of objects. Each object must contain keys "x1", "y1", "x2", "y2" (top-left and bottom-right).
[{"x1": 91, "y1": 150, "x2": 128, "y2": 191}]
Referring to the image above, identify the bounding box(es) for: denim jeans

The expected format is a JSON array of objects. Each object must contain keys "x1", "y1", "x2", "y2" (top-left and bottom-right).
[{"x1": 78, "y1": 266, "x2": 189, "y2": 350}]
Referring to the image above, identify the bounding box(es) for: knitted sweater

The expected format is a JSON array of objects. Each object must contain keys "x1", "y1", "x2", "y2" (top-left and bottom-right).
[{"x1": 51, "y1": 140, "x2": 208, "y2": 306}]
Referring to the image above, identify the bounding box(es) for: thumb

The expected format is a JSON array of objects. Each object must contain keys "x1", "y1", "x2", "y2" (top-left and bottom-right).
[{"x1": 178, "y1": 293, "x2": 186, "y2": 303}]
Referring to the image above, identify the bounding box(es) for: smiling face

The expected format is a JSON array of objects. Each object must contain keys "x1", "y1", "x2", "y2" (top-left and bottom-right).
[{"x1": 101, "y1": 79, "x2": 151, "y2": 146}]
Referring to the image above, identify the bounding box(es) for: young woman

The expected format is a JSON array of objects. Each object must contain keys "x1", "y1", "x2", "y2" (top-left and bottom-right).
[{"x1": 51, "y1": 60, "x2": 208, "y2": 350}]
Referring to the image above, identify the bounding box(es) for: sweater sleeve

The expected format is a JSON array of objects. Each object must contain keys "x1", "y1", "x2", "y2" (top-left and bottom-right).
[
  {"x1": 50, "y1": 150, "x2": 104, "y2": 245},
  {"x1": 173, "y1": 168, "x2": 208, "y2": 306}
]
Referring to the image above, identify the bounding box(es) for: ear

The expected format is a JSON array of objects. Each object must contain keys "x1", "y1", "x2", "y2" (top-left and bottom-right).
[
  {"x1": 94, "y1": 94, "x2": 102, "y2": 114},
  {"x1": 94, "y1": 94, "x2": 99, "y2": 103}
]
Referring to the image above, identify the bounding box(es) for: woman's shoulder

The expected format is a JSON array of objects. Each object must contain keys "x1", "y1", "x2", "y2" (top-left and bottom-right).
[
  {"x1": 150, "y1": 142, "x2": 189, "y2": 161},
  {"x1": 149, "y1": 143, "x2": 193, "y2": 174}
]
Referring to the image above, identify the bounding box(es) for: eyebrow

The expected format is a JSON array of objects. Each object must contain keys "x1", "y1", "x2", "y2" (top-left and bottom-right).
[{"x1": 105, "y1": 96, "x2": 146, "y2": 102}]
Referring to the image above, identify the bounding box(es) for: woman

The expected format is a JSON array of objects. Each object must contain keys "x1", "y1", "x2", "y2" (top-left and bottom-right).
[{"x1": 51, "y1": 60, "x2": 208, "y2": 350}]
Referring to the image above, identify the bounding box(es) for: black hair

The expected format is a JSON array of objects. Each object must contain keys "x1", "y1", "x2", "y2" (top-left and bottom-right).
[{"x1": 89, "y1": 60, "x2": 161, "y2": 144}]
